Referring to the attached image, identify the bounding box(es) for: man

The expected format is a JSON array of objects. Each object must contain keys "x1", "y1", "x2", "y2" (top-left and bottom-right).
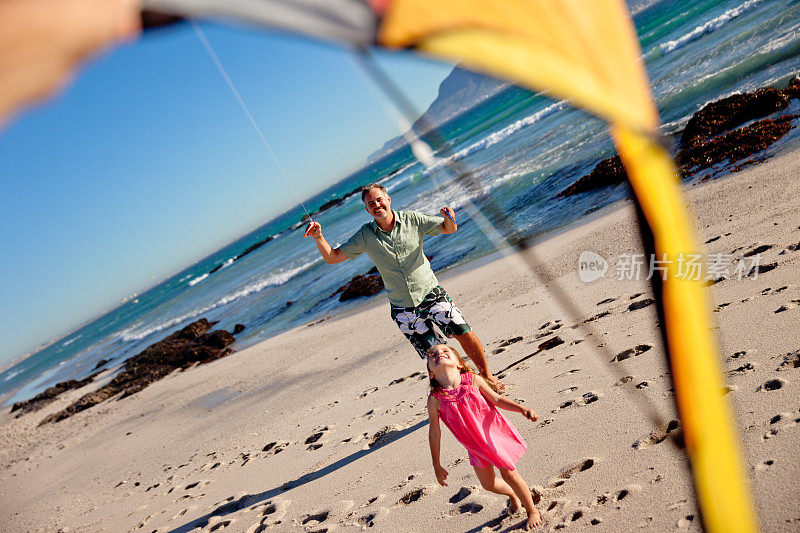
[{"x1": 305, "y1": 183, "x2": 505, "y2": 392}]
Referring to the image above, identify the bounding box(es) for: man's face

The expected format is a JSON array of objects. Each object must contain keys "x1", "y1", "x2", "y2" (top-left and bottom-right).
[{"x1": 363, "y1": 189, "x2": 391, "y2": 219}]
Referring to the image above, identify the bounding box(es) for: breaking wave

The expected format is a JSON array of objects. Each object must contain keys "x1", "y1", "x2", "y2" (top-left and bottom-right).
[{"x1": 660, "y1": 0, "x2": 762, "y2": 55}]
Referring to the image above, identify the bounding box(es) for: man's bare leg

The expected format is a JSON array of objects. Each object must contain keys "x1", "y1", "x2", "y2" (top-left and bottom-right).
[{"x1": 453, "y1": 331, "x2": 505, "y2": 392}]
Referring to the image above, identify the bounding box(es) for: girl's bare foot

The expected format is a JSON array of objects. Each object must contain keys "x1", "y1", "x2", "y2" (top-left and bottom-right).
[
  {"x1": 507, "y1": 495, "x2": 521, "y2": 514},
  {"x1": 525, "y1": 507, "x2": 542, "y2": 530}
]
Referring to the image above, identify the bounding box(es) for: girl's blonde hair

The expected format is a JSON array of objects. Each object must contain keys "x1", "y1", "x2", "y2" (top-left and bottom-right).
[{"x1": 426, "y1": 344, "x2": 474, "y2": 391}]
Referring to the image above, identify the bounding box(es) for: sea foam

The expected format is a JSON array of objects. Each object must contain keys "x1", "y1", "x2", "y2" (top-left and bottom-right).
[
  {"x1": 423, "y1": 101, "x2": 567, "y2": 176},
  {"x1": 118, "y1": 261, "x2": 317, "y2": 342},
  {"x1": 188, "y1": 273, "x2": 209, "y2": 286},
  {"x1": 660, "y1": 0, "x2": 763, "y2": 55}
]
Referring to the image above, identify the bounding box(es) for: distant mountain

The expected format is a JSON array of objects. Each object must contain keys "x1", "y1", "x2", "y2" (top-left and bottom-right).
[{"x1": 367, "y1": 65, "x2": 508, "y2": 163}]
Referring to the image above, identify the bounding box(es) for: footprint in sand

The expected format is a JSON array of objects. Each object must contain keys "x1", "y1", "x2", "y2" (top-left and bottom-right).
[
  {"x1": 744, "y1": 244, "x2": 773, "y2": 257},
  {"x1": 727, "y1": 350, "x2": 751, "y2": 361},
  {"x1": 389, "y1": 371, "x2": 424, "y2": 386},
  {"x1": 558, "y1": 386, "x2": 578, "y2": 394},
  {"x1": 447, "y1": 501, "x2": 484, "y2": 516},
  {"x1": 627, "y1": 298, "x2": 655, "y2": 312},
  {"x1": 397, "y1": 487, "x2": 428, "y2": 505},
  {"x1": 761, "y1": 285, "x2": 790, "y2": 295},
  {"x1": 727, "y1": 362, "x2": 757, "y2": 375},
  {"x1": 554, "y1": 369, "x2": 581, "y2": 379},
  {"x1": 207, "y1": 517, "x2": 234, "y2": 531},
  {"x1": 183, "y1": 479, "x2": 211, "y2": 491},
  {"x1": 262, "y1": 441, "x2": 289, "y2": 455},
  {"x1": 633, "y1": 419, "x2": 681, "y2": 450},
  {"x1": 757, "y1": 378, "x2": 785, "y2": 392},
  {"x1": 775, "y1": 299, "x2": 800, "y2": 313},
  {"x1": 597, "y1": 297, "x2": 617, "y2": 305},
  {"x1": 762, "y1": 409, "x2": 800, "y2": 440},
  {"x1": 677, "y1": 514, "x2": 696, "y2": 530},
  {"x1": 535, "y1": 320, "x2": 563, "y2": 339},
  {"x1": 358, "y1": 386, "x2": 379, "y2": 399},
  {"x1": 366, "y1": 419, "x2": 420, "y2": 449},
  {"x1": 582, "y1": 310, "x2": 611, "y2": 324},
  {"x1": 198, "y1": 461, "x2": 221, "y2": 472},
  {"x1": 305, "y1": 426, "x2": 332, "y2": 450},
  {"x1": 611, "y1": 344, "x2": 652, "y2": 363},
  {"x1": 748, "y1": 262, "x2": 778, "y2": 276},
  {"x1": 776, "y1": 349, "x2": 800, "y2": 371},
  {"x1": 713, "y1": 302, "x2": 731, "y2": 313},
  {"x1": 297, "y1": 510, "x2": 329, "y2": 528},
  {"x1": 352, "y1": 507, "x2": 389, "y2": 528},
  {"x1": 555, "y1": 392, "x2": 601, "y2": 412},
  {"x1": 754, "y1": 459, "x2": 774, "y2": 472},
  {"x1": 546, "y1": 458, "x2": 597, "y2": 488},
  {"x1": 499, "y1": 336, "x2": 524, "y2": 347},
  {"x1": 449, "y1": 486, "x2": 474, "y2": 504}
]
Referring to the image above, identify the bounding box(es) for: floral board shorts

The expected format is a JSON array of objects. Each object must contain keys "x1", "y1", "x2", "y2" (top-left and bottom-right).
[{"x1": 390, "y1": 286, "x2": 472, "y2": 358}]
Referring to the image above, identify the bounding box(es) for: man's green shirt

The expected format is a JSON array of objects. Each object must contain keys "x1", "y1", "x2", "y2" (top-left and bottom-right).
[{"x1": 338, "y1": 210, "x2": 444, "y2": 308}]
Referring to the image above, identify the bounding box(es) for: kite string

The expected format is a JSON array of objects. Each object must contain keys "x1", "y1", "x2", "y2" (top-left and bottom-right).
[
  {"x1": 191, "y1": 20, "x2": 313, "y2": 220},
  {"x1": 352, "y1": 47, "x2": 671, "y2": 433}
]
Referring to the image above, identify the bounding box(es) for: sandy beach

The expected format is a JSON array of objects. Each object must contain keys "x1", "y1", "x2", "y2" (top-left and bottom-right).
[{"x1": 1, "y1": 150, "x2": 799, "y2": 532}]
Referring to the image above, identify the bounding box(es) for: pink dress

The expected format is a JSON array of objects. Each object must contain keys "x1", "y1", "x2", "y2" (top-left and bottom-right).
[{"x1": 431, "y1": 372, "x2": 527, "y2": 470}]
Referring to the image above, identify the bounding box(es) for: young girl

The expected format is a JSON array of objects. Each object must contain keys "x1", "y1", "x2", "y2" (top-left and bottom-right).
[{"x1": 426, "y1": 343, "x2": 542, "y2": 530}]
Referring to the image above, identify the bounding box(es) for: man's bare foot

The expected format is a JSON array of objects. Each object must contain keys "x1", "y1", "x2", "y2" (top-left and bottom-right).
[
  {"x1": 525, "y1": 507, "x2": 542, "y2": 530},
  {"x1": 484, "y1": 373, "x2": 506, "y2": 393},
  {"x1": 507, "y1": 495, "x2": 521, "y2": 514}
]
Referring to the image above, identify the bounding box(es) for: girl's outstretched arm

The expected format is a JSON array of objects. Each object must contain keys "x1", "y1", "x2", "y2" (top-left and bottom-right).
[
  {"x1": 474, "y1": 375, "x2": 538, "y2": 422},
  {"x1": 427, "y1": 395, "x2": 449, "y2": 486}
]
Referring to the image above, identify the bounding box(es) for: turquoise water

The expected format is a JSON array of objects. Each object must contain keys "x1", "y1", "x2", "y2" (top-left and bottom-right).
[{"x1": 3, "y1": 0, "x2": 800, "y2": 405}]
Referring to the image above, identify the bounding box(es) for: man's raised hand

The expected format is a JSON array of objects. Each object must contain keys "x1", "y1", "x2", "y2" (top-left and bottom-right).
[
  {"x1": 304, "y1": 221, "x2": 321, "y2": 239},
  {"x1": 440, "y1": 207, "x2": 456, "y2": 223}
]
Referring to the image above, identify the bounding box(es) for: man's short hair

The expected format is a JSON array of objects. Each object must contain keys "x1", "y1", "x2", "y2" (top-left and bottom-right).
[{"x1": 361, "y1": 183, "x2": 388, "y2": 202}]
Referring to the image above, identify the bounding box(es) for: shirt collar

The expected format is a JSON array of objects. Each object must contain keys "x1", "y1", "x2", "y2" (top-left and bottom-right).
[{"x1": 372, "y1": 209, "x2": 400, "y2": 233}]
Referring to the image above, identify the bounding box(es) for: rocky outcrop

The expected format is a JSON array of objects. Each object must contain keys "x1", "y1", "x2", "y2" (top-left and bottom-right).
[
  {"x1": 555, "y1": 156, "x2": 627, "y2": 198},
  {"x1": 680, "y1": 88, "x2": 789, "y2": 147},
  {"x1": 38, "y1": 319, "x2": 238, "y2": 425},
  {"x1": 677, "y1": 115, "x2": 797, "y2": 172},
  {"x1": 555, "y1": 75, "x2": 800, "y2": 198},
  {"x1": 333, "y1": 274, "x2": 384, "y2": 301},
  {"x1": 10, "y1": 373, "x2": 100, "y2": 417}
]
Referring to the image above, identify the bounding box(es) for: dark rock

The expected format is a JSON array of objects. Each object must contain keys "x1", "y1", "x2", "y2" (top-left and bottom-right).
[
  {"x1": 10, "y1": 374, "x2": 97, "y2": 416},
  {"x1": 680, "y1": 88, "x2": 790, "y2": 147},
  {"x1": 233, "y1": 324, "x2": 246, "y2": 335},
  {"x1": 334, "y1": 274, "x2": 384, "y2": 301},
  {"x1": 93, "y1": 359, "x2": 109, "y2": 370},
  {"x1": 238, "y1": 235, "x2": 276, "y2": 259},
  {"x1": 677, "y1": 116, "x2": 797, "y2": 172},
  {"x1": 317, "y1": 197, "x2": 344, "y2": 212},
  {"x1": 199, "y1": 330, "x2": 236, "y2": 349},
  {"x1": 556, "y1": 156, "x2": 627, "y2": 198},
  {"x1": 783, "y1": 76, "x2": 800, "y2": 99},
  {"x1": 38, "y1": 319, "x2": 236, "y2": 425}
]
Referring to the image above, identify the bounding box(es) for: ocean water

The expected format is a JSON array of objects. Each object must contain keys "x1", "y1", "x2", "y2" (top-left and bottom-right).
[{"x1": 3, "y1": 0, "x2": 800, "y2": 406}]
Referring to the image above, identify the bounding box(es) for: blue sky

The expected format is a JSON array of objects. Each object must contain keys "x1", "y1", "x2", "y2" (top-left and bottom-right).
[{"x1": 0, "y1": 21, "x2": 453, "y2": 365}]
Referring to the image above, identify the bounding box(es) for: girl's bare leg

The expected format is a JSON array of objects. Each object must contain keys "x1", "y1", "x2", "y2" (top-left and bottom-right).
[
  {"x1": 499, "y1": 468, "x2": 542, "y2": 530},
  {"x1": 472, "y1": 464, "x2": 520, "y2": 512}
]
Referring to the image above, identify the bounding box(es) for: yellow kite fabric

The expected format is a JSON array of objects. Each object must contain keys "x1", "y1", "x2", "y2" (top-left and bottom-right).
[{"x1": 379, "y1": 1, "x2": 759, "y2": 531}]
